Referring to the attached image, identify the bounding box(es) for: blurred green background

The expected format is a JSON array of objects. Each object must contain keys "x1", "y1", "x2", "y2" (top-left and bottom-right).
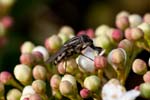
[{"x1": 0, "y1": 0, "x2": 150, "y2": 72}]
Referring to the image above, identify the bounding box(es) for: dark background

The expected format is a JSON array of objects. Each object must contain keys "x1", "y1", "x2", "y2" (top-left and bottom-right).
[{"x1": 0, "y1": 0, "x2": 150, "y2": 99}]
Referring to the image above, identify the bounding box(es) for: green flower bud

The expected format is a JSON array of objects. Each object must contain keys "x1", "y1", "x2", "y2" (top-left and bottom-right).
[
  {"x1": 14, "y1": 64, "x2": 32, "y2": 85},
  {"x1": 32, "y1": 80, "x2": 46, "y2": 94},
  {"x1": 115, "y1": 16, "x2": 129, "y2": 30},
  {"x1": 138, "y1": 22, "x2": 150, "y2": 39},
  {"x1": 20, "y1": 41, "x2": 35, "y2": 54},
  {"x1": 132, "y1": 59, "x2": 147, "y2": 75},
  {"x1": 140, "y1": 82, "x2": 150, "y2": 98},
  {"x1": 58, "y1": 33, "x2": 70, "y2": 44},
  {"x1": 84, "y1": 75, "x2": 101, "y2": 92},
  {"x1": 59, "y1": 26, "x2": 75, "y2": 38},
  {"x1": 95, "y1": 25, "x2": 110, "y2": 36},
  {"x1": 130, "y1": 27, "x2": 144, "y2": 41},
  {"x1": 33, "y1": 65, "x2": 47, "y2": 81},
  {"x1": 6, "y1": 88, "x2": 21, "y2": 100}
]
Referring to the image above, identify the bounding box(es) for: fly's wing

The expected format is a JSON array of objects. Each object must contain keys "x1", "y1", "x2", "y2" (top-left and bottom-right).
[
  {"x1": 63, "y1": 36, "x2": 80, "y2": 47},
  {"x1": 46, "y1": 47, "x2": 67, "y2": 64}
]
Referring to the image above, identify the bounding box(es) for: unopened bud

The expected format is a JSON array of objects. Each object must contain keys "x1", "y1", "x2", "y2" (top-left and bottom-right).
[
  {"x1": 129, "y1": 14, "x2": 142, "y2": 27},
  {"x1": 32, "y1": 80, "x2": 46, "y2": 94},
  {"x1": 20, "y1": 41, "x2": 35, "y2": 54},
  {"x1": 6, "y1": 88, "x2": 21, "y2": 100},
  {"x1": 50, "y1": 74, "x2": 61, "y2": 90},
  {"x1": 143, "y1": 71, "x2": 150, "y2": 83},
  {"x1": 140, "y1": 82, "x2": 150, "y2": 98},
  {"x1": 94, "y1": 56, "x2": 107, "y2": 69}
]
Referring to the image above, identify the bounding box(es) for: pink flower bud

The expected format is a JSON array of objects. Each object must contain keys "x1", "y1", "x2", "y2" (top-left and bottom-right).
[
  {"x1": 20, "y1": 53, "x2": 35, "y2": 66},
  {"x1": 115, "y1": 16, "x2": 129, "y2": 30},
  {"x1": 1, "y1": 16, "x2": 13, "y2": 28},
  {"x1": 57, "y1": 61, "x2": 66, "y2": 74},
  {"x1": 0, "y1": 71, "x2": 12, "y2": 85},
  {"x1": 6, "y1": 88, "x2": 21, "y2": 100},
  {"x1": 111, "y1": 29, "x2": 123, "y2": 42},
  {"x1": 84, "y1": 75, "x2": 101, "y2": 92},
  {"x1": 20, "y1": 41, "x2": 35, "y2": 54},
  {"x1": 80, "y1": 88, "x2": 90, "y2": 98},
  {"x1": 32, "y1": 80, "x2": 46, "y2": 94},
  {"x1": 143, "y1": 71, "x2": 150, "y2": 83},
  {"x1": 29, "y1": 94, "x2": 42, "y2": 100},
  {"x1": 44, "y1": 35, "x2": 62, "y2": 53},
  {"x1": 32, "y1": 65, "x2": 47, "y2": 80},
  {"x1": 124, "y1": 28, "x2": 132, "y2": 40},
  {"x1": 132, "y1": 59, "x2": 147, "y2": 75},
  {"x1": 77, "y1": 29, "x2": 95, "y2": 38},
  {"x1": 94, "y1": 56, "x2": 107, "y2": 69},
  {"x1": 143, "y1": 13, "x2": 150, "y2": 24},
  {"x1": 50, "y1": 74, "x2": 61, "y2": 90}
]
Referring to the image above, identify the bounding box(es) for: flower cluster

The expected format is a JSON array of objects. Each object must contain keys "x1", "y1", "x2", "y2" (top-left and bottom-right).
[{"x1": 0, "y1": 11, "x2": 150, "y2": 100}]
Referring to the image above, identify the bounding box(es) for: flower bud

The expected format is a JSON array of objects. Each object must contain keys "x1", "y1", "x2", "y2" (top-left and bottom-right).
[
  {"x1": 130, "y1": 27, "x2": 144, "y2": 41},
  {"x1": 143, "y1": 13, "x2": 150, "y2": 24},
  {"x1": 116, "y1": 11, "x2": 129, "y2": 19},
  {"x1": 94, "y1": 56, "x2": 107, "y2": 69},
  {"x1": 101, "y1": 79, "x2": 126, "y2": 100},
  {"x1": 108, "y1": 48, "x2": 126, "y2": 70},
  {"x1": 93, "y1": 35, "x2": 111, "y2": 50},
  {"x1": 20, "y1": 53, "x2": 35, "y2": 66},
  {"x1": 140, "y1": 82, "x2": 150, "y2": 98},
  {"x1": 14, "y1": 64, "x2": 32, "y2": 85},
  {"x1": 138, "y1": 22, "x2": 150, "y2": 39},
  {"x1": 61, "y1": 74, "x2": 77, "y2": 91},
  {"x1": 118, "y1": 39, "x2": 133, "y2": 56},
  {"x1": 32, "y1": 65, "x2": 47, "y2": 80},
  {"x1": 21, "y1": 85, "x2": 35, "y2": 100},
  {"x1": 29, "y1": 94, "x2": 42, "y2": 100},
  {"x1": 65, "y1": 58, "x2": 78, "y2": 74},
  {"x1": 132, "y1": 59, "x2": 147, "y2": 75},
  {"x1": 32, "y1": 46, "x2": 49, "y2": 61},
  {"x1": 59, "y1": 80, "x2": 74, "y2": 96},
  {"x1": 58, "y1": 33, "x2": 69, "y2": 44},
  {"x1": 20, "y1": 41, "x2": 35, "y2": 54},
  {"x1": 1, "y1": 16, "x2": 13, "y2": 28},
  {"x1": 0, "y1": 82, "x2": 4, "y2": 97},
  {"x1": 32, "y1": 51, "x2": 43, "y2": 64},
  {"x1": 124, "y1": 28, "x2": 132, "y2": 40},
  {"x1": 129, "y1": 14, "x2": 142, "y2": 27},
  {"x1": 95, "y1": 25, "x2": 110, "y2": 36},
  {"x1": 44, "y1": 35, "x2": 62, "y2": 53},
  {"x1": 0, "y1": 71, "x2": 13, "y2": 85},
  {"x1": 32, "y1": 80, "x2": 46, "y2": 94},
  {"x1": 84, "y1": 75, "x2": 101, "y2": 92},
  {"x1": 57, "y1": 61, "x2": 66, "y2": 74},
  {"x1": 50, "y1": 74, "x2": 61, "y2": 90},
  {"x1": 111, "y1": 29, "x2": 123, "y2": 42},
  {"x1": 143, "y1": 71, "x2": 150, "y2": 83},
  {"x1": 6, "y1": 88, "x2": 21, "y2": 100},
  {"x1": 59, "y1": 26, "x2": 75, "y2": 38},
  {"x1": 77, "y1": 29, "x2": 95, "y2": 38},
  {"x1": 80, "y1": 88, "x2": 90, "y2": 98},
  {"x1": 115, "y1": 16, "x2": 129, "y2": 30}
]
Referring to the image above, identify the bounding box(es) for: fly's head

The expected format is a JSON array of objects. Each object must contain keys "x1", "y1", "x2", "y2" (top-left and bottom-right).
[{"x1": 80, "y1": 35, "x2": 93, "y2": 49}]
